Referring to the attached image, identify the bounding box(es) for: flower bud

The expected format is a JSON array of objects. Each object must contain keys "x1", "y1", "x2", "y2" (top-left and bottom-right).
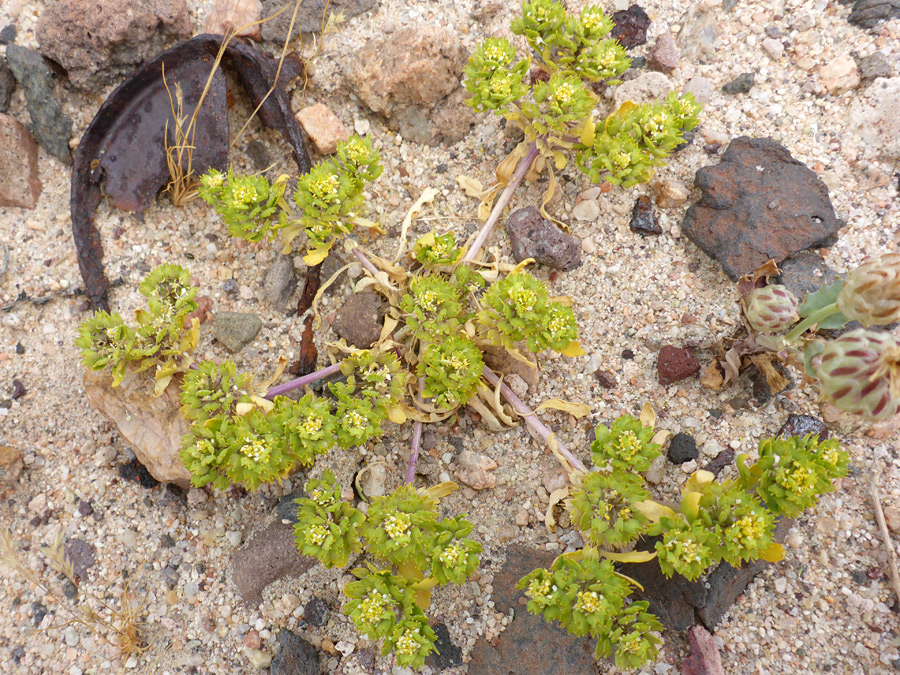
[
  {"x1": 742, "y1": 285, "x2": 800, "y2": 334},
  {"x1": 810, "y1": 328, "x2": 900, "y2": 421},
  {"x1": 836, "y1": 253, "x2": 900, "y2": 327}
]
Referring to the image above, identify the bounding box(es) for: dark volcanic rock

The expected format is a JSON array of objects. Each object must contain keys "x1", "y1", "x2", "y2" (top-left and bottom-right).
[
  {"x1": 657, "y1": 345, "x2": 700, "y2": 385},
  {"x1": 469, "y1": 545, "x2": 596, "y2": 675},
  {"x1": 4, "y1": 45, "x2": 73, "y2": 164},
  {"x1": 506, "y1": 206, "x2": 581, "y2": 271},
  {"x1": 260, "y1": 0, "x2": 377, "y2": 41},
  {"x1": 276, "y1": 487, "x2": 306, "y2": 525},
  {"x1": 682, "y1": 137, "x2": 842, "y2": 280},
  {"x1": 425, "y1": 622, "x2": 463, "y2": 671},
  {"x1": 722, "y1": 72, "x2": 755, "y2": 94},
  {"x1": 118, "y1": 458, "x2": 160, "y2": 489},
  {"x1": 668, "y1": 432, "x2": 699, "y2": 464},
  {"x1": 0, "y1": 25, "x2": 16, "y2": 45},
  {"x1": 64, "y1": 538, "x2": 96, "y2": 580},
  {"x1": 303, "y1": 597, "x2": 329, "y2": 627},
  {"x1": 0, "y1": 59, "x2": 14, "y2": 113},
  {"x1": 778, "y1": 414, "x2": 829, "y2": 440},
  {"x1": 629, "y1": 195, "x2": 662, "y2": 235},
  {"x1": 855, "y1": 50, "x2": 893, "y2": 83},
  {"x1": 610, "y1": 4, "x2": 651, "y2": 48},
  {"x1": 844, "y1": 0, "x2": 900, "y2": 29},
  {"x1": 331, "y1": 292, "x2": 385, "y2": 348},
  {"x1": 776, "y1": 250, "x2": 841, "y2": 299},
  {"x1": 703, "y1": 447, "x2": 735, "y2": 477},
  {"x1": 270, "y1": 631, "x2": 319, "y2": 675},
  {"x1": 232, "y1": 520, "x2": 316, "y2": 604}
]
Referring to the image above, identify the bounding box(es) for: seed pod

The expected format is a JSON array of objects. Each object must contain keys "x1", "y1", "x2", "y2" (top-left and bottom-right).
[
  {"x1": 836, "y1": 253, "x2": 900, "y2": 328},
  {"x1": 810, "y1": 328, "x2": 900, "y2": 421},
  {"x1": 742, "y1": 285, "x2": 800, "y2": 334}
]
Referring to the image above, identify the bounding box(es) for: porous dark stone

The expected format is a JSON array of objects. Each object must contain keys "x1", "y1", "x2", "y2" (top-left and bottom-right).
[
  {"x1": 260, "y1": 0, "x2": 377, "y2": 41},
  {"x1": 843, "y1": 0, "x2": 900, "y2": 29},
  {"x1": 262, "y1": 253, "x2": 297, "y2": 309},
  {"x1": 629, "y1": 195, "x2": 662, "y2": 235},
  {"x1": 657, "y1": 345, "x2": 700, "y2": 385},
  {"x1": 778, "y1": 414, "x2": 829, "y2": 440},
  {"x1": 594, "y1": 369, "x2": 617, "y2": 389},
  {"x1": 776, "y1": 251, "x2": 840, "y2": 300},
  {"x1": 610, "y1": 4, "x2": 651, "y2": 49},
  {"x1": 63, "y1": 580, "x2": 78, "y2": 600},
  {"x1": 0, "y1": 25, "x2": 16, "y2": 45},
  {"x1": 469, "y1": 545, "x2": 596, "y2": 674},
  {"x1": 506, "y1": 206, "x2": 582, "y2": 271},
  {"x1": 118, "y1": 458, "x2": 160, "y2": 489},
  {"x1": 32, "y1": 601, "x2": 47, "y2": 626},
  {"x1": 10, "y1": 379, "x2": 25, "y2": 399},
  {"x1": 76, "y1": 500, "x2": 94, "y2": 517},
  {"x1": 270, "y1": 630, "x2": 320, "y2": 675},
  {"x1": 0, "y1": 59, "x2": 15, "y2": 114},
  {"x1": 425, "y1": 622, "x2": 463, "y2": 671},
  {"x1": 703, "y1": 448, "x2": 735, "y2": 477},
  {"x1": 4, "y1": 45, "x2": 73, "y2": 164},
  {"x1": 64, "y1": 538, "x2": 96, "y2": 580},
  {"x1": 331, "y1": 292, "x2": 385, "y2": 348},
  {"x1": 303, "y1": 597, "x2": 329, "y2": 627},
  {"x1": 855, "y1": 51, "x2": 893, "y2": 82},
  {"x1": 276, "y1": 487, "x2": 306, "y2": 525},
  {"x1": 682, "y1": 137, "x2": 842, "y2": 281},
  {"x1": 214, "y1": 311, "x2": 262, "y2": 353},
  {"x1": 668, "y1": 432, "x2": 699, "y2": 464},
  {"x1": 232, "y1": 520, "x2": 317, "y2": 605},
  {"x1": 722, "y1": 72, "x2": 755, "y2": 94}
]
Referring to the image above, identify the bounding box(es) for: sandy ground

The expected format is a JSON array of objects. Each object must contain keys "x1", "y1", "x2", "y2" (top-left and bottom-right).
[{"x1": 1, "y1": 0, "x2": 899, "y2": 673}]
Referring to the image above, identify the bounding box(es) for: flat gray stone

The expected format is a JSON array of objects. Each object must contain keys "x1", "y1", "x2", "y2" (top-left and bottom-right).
[
  {"x1": 231, "y1": 519, "x2": 316, "y2": 605},
  {"x1": 214, "y1": 311, "x2": 262, "y2": 353}
]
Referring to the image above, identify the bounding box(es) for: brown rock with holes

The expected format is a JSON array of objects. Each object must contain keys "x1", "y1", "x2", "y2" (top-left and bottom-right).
[
  {"x1": 260, "y1": 0, "x2": 377, "y2": 41},
  {"x1": 0, "y1": 445, "x2": 24, "y2": 486},
  {"x1": 344, "y1": 26, "x2": 475, "y2": 145},
  {"x1": 205, "y1": 0, "x2": 263, "y2": 41},
  {"x1": 331, "y1": 292, "x2": 386, "y2": 348},
  {"x1": 232, "y1": 519, "x2": 317, "y2": 604},
  {"x1": 0, "y1": 114, "x2": 41, "y2": 209},
  {"x1": 657, "y1": 345, "x2": 700, "y2": 385},
  {"x1": 682, "y1": 137, "x2": 842, "y2": 280},
  {"x1": 37, "y1": 0, "x2": 192, "y2": 89},
  {"x1": 506, "y1": 206, "x2": 581, "y2": 271},
  {"x1": 296, "y1": 103, "x2": 350, "y2": 155},
  {"x1": 83, "y1": 368, "x2": 192, "y2": 487}
]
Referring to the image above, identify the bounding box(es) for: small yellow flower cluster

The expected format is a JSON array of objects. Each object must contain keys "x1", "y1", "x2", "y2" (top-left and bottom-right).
[
  {"x1": 547, "y1": 311, "x2": 568, "y2": 338},
  {"x1": 418, "y1": 290, "x2": 439, "y2": 312},
  {"x1": 358, "y1": 591, "x2": 391, "y2": 623},
  {"x1": 383, "y1": 513, "x2": 412, "y2": 540},
  {"x1": 233, "y1": 184, "x2": 258, "y2": 206},
  {"x1": 310, "y1": 173, "x2": 340, "y2": 199},
  {"x1": 446, "y1": 353, "x2": 469, "y2": 373},
  {"x1": 527, "y1": 576, "x2": 552, "y2": 600},
  {"x1": 395, "y1": 627, "x2": 421, "y2": 656},
  {"x1": 574, "y1": 590, "x2": 603, "y2": 615},
  {"x1": 483, "y1": 42, "x2": 510, "y2": 63},
  {"x1": 780, "y1": 465, "x2": 816, "y2": 495},
  {"x1": 731, "y1": 514, "x2": 764, "y2": 546},
  {"x1": 300, "y1": 414, "x2": 324, "y2": 437},
  {"x1": 310, "y1": 488, "x2": 334, "y2": 507},
  {"x1": 307, "y1": 524, "x2": 328, "y2": 545},
  {"x1": 240, "y1": 438, "x2": 270, "y2": 464},
  {"x1": 439, "y1": 542, "x2": 464, "y2": 568},
  {"x1": 614, "y1": 431, "x2": 641, "y2": 462},
  {"x1": 668, "y1": 537, "x2": 704, "y2": 564},
  {"x1": 511, "y1": 288, "x2": 538, "y2": 314},
  {"x1": 345, "y1": 409, "x2": 368, "y2": 432},
  {"x1": 553, "y1": 81, "x2": 576, "y2": 107},
  {"x1": 344, "y1": 138, "x2": 368, "y2": 163}
]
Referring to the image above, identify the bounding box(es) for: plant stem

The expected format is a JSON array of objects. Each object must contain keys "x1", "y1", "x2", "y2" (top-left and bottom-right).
[
  {"x1": 463, "y1": 141, "x2": 540, "y2": 263},
  {"x1": 264, "y1": 362, "x2": 342, "y2": 399},
  {"x1": 405, "y1": 420, "x2": 424, "y2": 485},
  {"x1": 481, "y1": 367, "x2": 588, "y2": 473},
  {"x1": 784, "y1": 303, "x2": 843, "y2": 342},
  {"x1": 352, "y1": 247, "x2": 381, "y2": 278}
]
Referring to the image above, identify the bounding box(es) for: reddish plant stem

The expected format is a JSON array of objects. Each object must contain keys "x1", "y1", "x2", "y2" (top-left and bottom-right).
[
  {"x1": 405, "y1": 420, "x2": 424, "y2": 485},
  {"x1": 352, "y1": 247, "x2": 381, "y2": 278},
  {"x1": 482, "y1": 367, "x2": 588, "y2": 473},
  {"x1": 264, "y1": 362, "x2": 342, "y2": 399},
  {"x1": 463, "y1": 141, "x2": 540, "y2": 264}
]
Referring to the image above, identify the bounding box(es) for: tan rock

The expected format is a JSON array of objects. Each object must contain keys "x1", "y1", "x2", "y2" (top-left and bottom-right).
[
  {"x1": 820, "y1": 55, "x2": 860, "y2": 96},
  {"x1": 0, "y1": 114, "x2": 41, "y2": 209},
  {"x1": 884, "y1": 506, "x2": 900, "y2": 535},
  {"x1": 83, "y1": 367, "x2": 192, "y2": 488},
  {"x1": 296, "y1": 103, "x2": 350, "y2": 155},
  {"x1": 654, "y1": 179, "x2": 689, "y2": 208},
  {"x1": 0, "y1": 444, "x2": 24, "y2": 485},
  {"x1": 455, "y1": 450, "x2": 498, "y2": 490},
  {"x1": 205, "y1": 0, "x2": 263, "y2": 41}
]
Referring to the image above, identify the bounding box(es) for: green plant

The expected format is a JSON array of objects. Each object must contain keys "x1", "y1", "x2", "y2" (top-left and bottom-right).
[
  {"x1": 707, "y1": 254, "x2": 900, "y2": 421},
  {"x1": 460, "y1": 0, "x2": 702, "y2": 263},
  {"x1": 518, "y1": 412, "x2": 849, "y2": 670},
  {"x1": 294, "y1": 474, "x2": 480, "y2": 668},
  {"x1": 76, "y1": 263, "x2": 200, "y2": 394}
]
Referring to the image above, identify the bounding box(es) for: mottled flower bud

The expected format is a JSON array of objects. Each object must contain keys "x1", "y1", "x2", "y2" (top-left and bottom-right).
[
  {"x1": 742, "y1": 285, "x2": 800, "y2": 334},
  {"x1": 810, "y1": 328, "x2": 900, "y2": 421},
  {"x1": 837, "y1": 254, "x2": 900, "y2": 328}
]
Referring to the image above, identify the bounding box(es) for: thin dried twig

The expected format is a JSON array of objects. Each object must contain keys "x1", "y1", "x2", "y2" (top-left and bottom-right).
[{"x1": 869, "y1": 477, "x2": 900, "y2": 607}]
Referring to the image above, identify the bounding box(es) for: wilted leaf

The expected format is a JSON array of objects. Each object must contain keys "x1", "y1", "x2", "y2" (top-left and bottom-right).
[
  {"x1": 600, "y1": 549, "x2": 658, "y2": 563},
  {"x1": 394, "y1": 187, "x2": 439, "y2": 262},
  {"x1": 700, "y1": 360, "x2": 725, "y2": 390},
  {"x1": 544, "y1": 486, "x2": 569, "y2": 532},
  {"x1": 560, "y1": 341, "x2": 585, "y2": 357},
  {"x1": 536, "y1": 399, "x2": 590, "y2": 418},
  {"x1": 640, "y1": 402, "x2": 656, "y2": 428},
  {"x1": 759, "y1": 542, "x2": 785, "y2": 563},
  {"x1": 748, "y1": 353, "x2": 790, "y2": 396}
]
